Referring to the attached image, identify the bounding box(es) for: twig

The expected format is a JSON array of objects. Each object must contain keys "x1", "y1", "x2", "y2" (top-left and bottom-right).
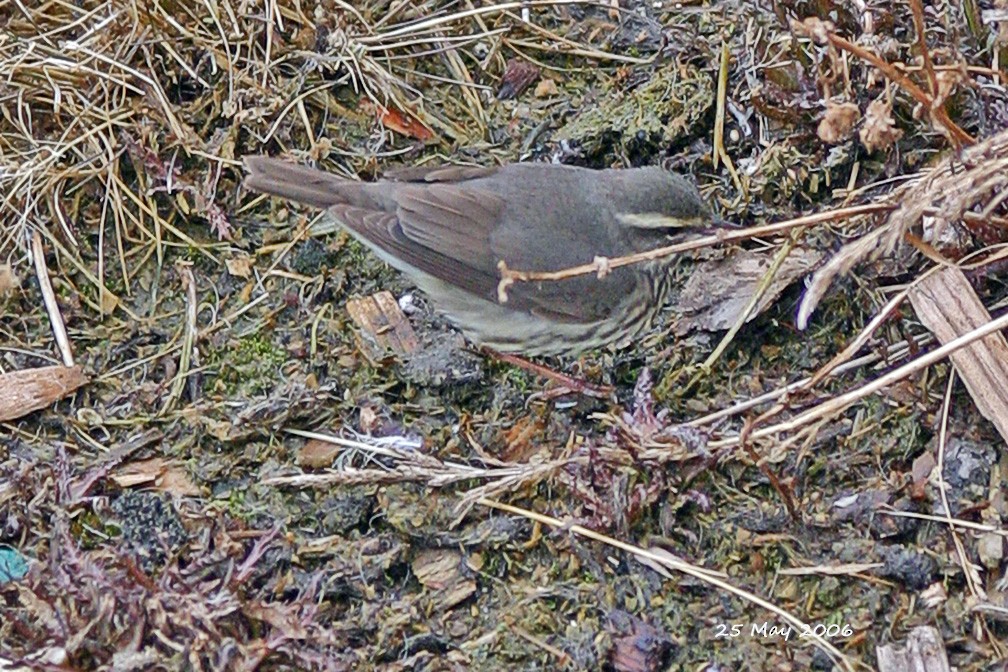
[
  {"x1": 719, "y1": 310, "x2": 1008, "y2": 447},
  {"x1": 908, "y1": 0, "x2": 938, "y2": 98},
  {"x1": 496, "y1": 203, "x2": 892, "y2": 300},
  {"x1": 793, "y1": 18, "x2": 973, "y2": 147}
]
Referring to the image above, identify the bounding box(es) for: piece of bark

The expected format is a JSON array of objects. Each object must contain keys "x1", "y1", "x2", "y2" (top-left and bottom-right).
[
  {"x1": 876, "y1": 625, "x2": 950, "y2": 672},
  {"x1": 412, "y1": 549, "x2": 476, "y2": 610},
  {"x1": 909, "y1": 267, "x2": 1008, "y2": 444},
  {"x1": 345, "y1": 291, "x2": 419, "y2": 361},
  {"x1": 674, "y1": 247, "x2": 822, "y2": 335},
  {"x1": 0, "y1": 365, "x2": 87, "y2": 422}
]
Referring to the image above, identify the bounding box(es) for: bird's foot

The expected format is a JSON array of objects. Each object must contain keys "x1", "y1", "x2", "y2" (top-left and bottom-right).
[{"x1": 483, "y1": 349, "x2": 614, "y2": 399}]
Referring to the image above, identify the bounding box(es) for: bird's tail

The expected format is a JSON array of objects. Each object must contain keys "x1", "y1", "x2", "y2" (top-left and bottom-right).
[{"x1": 243, "y1": 155, "x2": 355, "y2": 209}]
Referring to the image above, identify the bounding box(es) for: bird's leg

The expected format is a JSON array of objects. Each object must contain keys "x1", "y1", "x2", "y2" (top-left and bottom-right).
[{"x1": 480, "y1": 348, "x2": 614, "y2": 399}]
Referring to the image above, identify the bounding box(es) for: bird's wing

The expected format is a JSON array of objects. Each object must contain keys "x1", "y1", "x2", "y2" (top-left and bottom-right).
[
  {"x1": 333, "y1": 180, "x2": 625, "y2": 323},
  {"x1": 393, "y1": 183, "x2": 503, "y2": 268},
  {"x1": 330, "y1": 182, "x2": 504, "y2": 304}
]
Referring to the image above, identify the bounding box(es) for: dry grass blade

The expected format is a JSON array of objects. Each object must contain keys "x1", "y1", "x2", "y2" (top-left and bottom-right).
[
  {"x1": 730, "y1": 311, "x2": 1008, "y2": 447},
  {"x1": 269, "y1": 428, "x2": 573, "y2": 522},
  {"x1": 30, "y1": 230, "x2": 74, "y2": 366}
]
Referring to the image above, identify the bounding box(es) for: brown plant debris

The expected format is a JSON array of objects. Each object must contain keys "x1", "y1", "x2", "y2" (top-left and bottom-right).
[
  {"x1": 345, "y1": 290, "x2": 419, "y2": 360},
  {"x1": 817, "y1": 100, "x2": 861, "y2": 144},
  {"x1": 860, "y1": 96, "x2": 905, "y2": 153},
  {"x1": 497, "y1": 58, "x2": 541, "y2": 100},
  {"x1": 3, "y1": 0, "x2": 1008, "y2": 669},
  {"x1": 799, "y1": 127, "x2": 1008, "y2": 328},
  {"x1": 0, "y1": 365, "x2": 88, "y2": 422},
  {"x1": 909, "y1": 267, "x2": 1008, "y2": 445}
]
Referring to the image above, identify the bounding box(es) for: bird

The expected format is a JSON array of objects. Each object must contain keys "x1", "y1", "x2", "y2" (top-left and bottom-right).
[{"x1": 243, "y1": 156, "x2": 714, "y2": 357}]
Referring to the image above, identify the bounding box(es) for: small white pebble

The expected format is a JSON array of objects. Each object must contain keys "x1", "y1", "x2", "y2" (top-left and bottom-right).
[{"x1": 398, "y1": 292, "x2": 417, "y2": 314}]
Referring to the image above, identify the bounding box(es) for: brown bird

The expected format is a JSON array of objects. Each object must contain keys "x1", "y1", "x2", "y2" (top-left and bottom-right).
[{"x1": 244, "y1": 156, "x2": 713, "y2": 357}]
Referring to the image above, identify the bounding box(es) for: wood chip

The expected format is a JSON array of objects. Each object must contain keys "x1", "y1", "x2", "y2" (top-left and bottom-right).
[
  {"x1": 909, "y1": 267, "x2": 1008, "y2": 444},
  {"x1": 876, "y1": 625, "x2": 950, "y2": 672},
  {"x1": 0, "y1": 365, "x2": 88, "y2": 422},
  {"x1": 345, "y1": 291, "x2": 418, "y2": 361}
]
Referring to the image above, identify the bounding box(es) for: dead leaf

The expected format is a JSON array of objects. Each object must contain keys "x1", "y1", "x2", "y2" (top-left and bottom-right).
[
  {"x1": 226, "y1": 254, "x2": 253, "y2": 278},
  {"x1": 360, "y1": 100, "x2": 434, "y2": 142},
  {"x1": 674, "y1": 248, "x2": 822, "y2": 335},
  {"x1": 0, "y1": 264, "x2": 19, "y2": 297},
  {"x1": 297, "y1": 439, "x2": 340, "y2": 469},
  {"x1": 243, "y1": 602, "x2": 308, "y2": 639},
  {"x1": 910, "y1": 451, "x2": 935, "y2": 499},
  {"x1": 607, "y1": 610, "x2": 670, "y2": 672},
  {"x1": 860, "y1": 97, "x2": 903, "y2": 152},
  {"x1": 497, "y1": 58, "x2": 540, "y2": 100},
  {"x1": 817, "y1": 101, "x2": 860, "y2": 143},
  {"x1": 412, "y1": 549, "x2": 475, "y2": 610},
  {"x1": 99, "y1": 287, "x2": 119, "y2": 314},
  {"x1": 534, "y1": 78, "x2": 558, "y2": 98},
  {"x1": 500, "y1": 415, "x2": 546, "y2": 462}
]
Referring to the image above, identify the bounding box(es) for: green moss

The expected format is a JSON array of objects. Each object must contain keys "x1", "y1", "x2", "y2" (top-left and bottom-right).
[
  {"x1": 208, "y1": 332, "x2": 288, "y2": 396},
  {"x1": 555, "y1": 63, "x2": 713, "y2": 164}
]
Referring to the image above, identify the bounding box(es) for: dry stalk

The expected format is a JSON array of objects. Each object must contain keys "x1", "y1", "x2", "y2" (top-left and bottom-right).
[
  {"x1": 792, "y1": 17, "x2": 973, "y2": 147},
  {"x1": 715, "y1": 310, "x2": 1008, "y2": 449},
  {"x1": 496, "y1": 203, "x2": 892, "y2": 301}
]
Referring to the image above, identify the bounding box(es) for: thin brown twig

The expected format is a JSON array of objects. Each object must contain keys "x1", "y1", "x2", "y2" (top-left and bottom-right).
[
  {"x1": 496, "y1": 203, "x2": 893, "y2": 300},
  {"x1": 736, "y1": 416, "x2": 798, "y2": 519},
  {"x1": 908, "y1": 0, "x2": 938, "y2": 98}
]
